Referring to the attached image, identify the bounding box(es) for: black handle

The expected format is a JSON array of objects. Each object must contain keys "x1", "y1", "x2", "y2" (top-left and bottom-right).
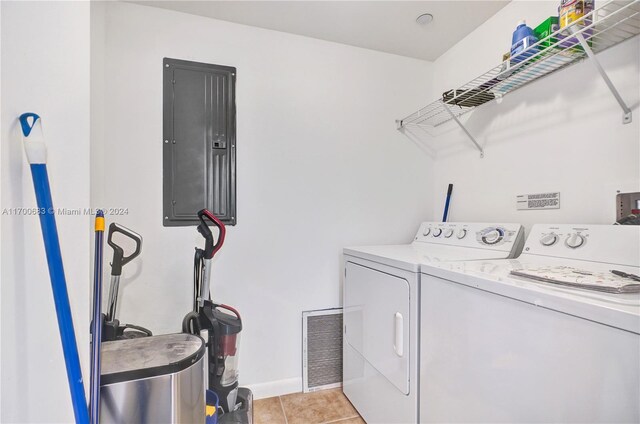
[
  {"x1": 107, "y1": 223, "x2": 142, "y2": 276},
  {"x1": 197, "y1": 209, "x2": 226, "y2": 259}
]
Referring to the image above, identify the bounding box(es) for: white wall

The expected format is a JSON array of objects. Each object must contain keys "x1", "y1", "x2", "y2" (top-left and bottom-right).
[
  {"x1": 427, "y1": 0, "x2": 640, "y2": 229},
  {"x1": 91, "y1": 1, "x2": 434, "y2": 398},
  {"x1": 1, "y1": 2, "x2": 91, "y2": 422}
]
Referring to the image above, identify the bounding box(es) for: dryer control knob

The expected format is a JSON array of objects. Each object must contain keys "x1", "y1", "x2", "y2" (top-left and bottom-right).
[
  {"x1": 433, "y1": 229, "x2": 443, "y2": 237},
  {"x1": 422, "y1": 227, "x2": 431, "y2": 237},
  {"x1": 540, "y1": 233, "x2": 558, "y2": 246},
  {"x1": 481, "y1": 228, "x2": 504, "y2": 245},
  {"x1": 565, "y1": 233, "x2": 586, "y2": 249},
  {"x1": 457, "y1": 229, "x2": 467, "y2": 239},
  {"x1": 444, "y1": 229, "x2": 454, "y2": 238}
]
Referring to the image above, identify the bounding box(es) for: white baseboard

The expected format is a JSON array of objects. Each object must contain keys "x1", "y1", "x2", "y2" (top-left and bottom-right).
[{"x1": 245, "y1": 377, "x2": 302, "y2": 400}]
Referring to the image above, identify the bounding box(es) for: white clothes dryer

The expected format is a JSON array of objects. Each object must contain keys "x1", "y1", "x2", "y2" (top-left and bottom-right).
[{"x1": 343, "y1": 222, "x2": 525, "y2": 424}]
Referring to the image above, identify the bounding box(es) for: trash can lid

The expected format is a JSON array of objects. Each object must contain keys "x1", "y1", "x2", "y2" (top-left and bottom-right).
[{"x1": 101, "y1": 333, "x2": 205, "y2": 385}]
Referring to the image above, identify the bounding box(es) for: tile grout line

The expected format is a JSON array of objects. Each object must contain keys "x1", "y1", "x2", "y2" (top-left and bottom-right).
[
  {"x1": 278, "y1": 396, "x2": 289, "y2": 424},
  {"x1": 321, "y1": 414, "x2": 361, "y2": 424}
]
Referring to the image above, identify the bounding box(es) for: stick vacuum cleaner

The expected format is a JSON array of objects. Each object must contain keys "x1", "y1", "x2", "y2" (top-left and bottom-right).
[
  {"x1": 102, "y1": 223, "x2": 152, "y2": 341},
  {"x1": 182, "y1": 210, "x2": 248, "y2": 415}
]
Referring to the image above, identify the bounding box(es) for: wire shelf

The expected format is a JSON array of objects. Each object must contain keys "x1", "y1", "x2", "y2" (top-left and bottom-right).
[{"x1": 398, "y1": 0, "x2": 640, "y2": 130}]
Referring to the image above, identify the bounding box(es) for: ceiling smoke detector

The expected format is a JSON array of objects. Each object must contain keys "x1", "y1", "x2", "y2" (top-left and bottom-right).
[{"x1": 416, "y1": 13, "x2": 434, "y2": 25}]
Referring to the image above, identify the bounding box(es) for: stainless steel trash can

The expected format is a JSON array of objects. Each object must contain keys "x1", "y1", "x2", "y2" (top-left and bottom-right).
[{"x1": 100, "y1": 333, "x2": 206, "y2": 423}]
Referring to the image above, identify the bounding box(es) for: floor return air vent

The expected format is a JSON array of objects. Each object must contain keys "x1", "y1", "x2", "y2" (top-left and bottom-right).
[{"x1": 302, "y1": 308, "x2": 343, "y2": 393}]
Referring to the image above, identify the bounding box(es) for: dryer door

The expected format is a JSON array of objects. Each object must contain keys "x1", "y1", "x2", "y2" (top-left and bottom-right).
[{"x1": 344, "y1": 261, "x2": 410, "y2": 394}]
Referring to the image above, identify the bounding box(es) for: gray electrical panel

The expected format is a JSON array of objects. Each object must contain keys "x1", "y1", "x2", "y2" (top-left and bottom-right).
[{"x1": 163, "y1": 58, "x2": 236, "y2": 226}]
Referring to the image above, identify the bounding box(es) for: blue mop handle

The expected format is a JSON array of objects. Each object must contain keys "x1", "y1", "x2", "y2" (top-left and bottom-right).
[
  {"x1": 90, "y1": 211, "x2": 105, "y2": 424},
  {"x1": 20, "y1": 113, "x2": 89, "y2": 424},
  {"x1": 442, "y1": 183, "x2": 453, "y2": 222}
]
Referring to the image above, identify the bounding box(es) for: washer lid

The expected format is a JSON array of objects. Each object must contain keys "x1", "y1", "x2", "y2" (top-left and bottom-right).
[
  {"x1": 101, "y1": 333, "x2": 205, "y2": 385},
  {"x1": 422, "y1": 257, "x2": 640, "y2": 334}
]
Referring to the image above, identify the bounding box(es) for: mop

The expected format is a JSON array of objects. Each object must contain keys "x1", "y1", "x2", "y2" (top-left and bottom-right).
[
  {"x1": 19, "y1": 113, "x2": 89, "y2": 424},
  {"x1": 90, "y1": 211, "x2": 105, "y2": 424}
]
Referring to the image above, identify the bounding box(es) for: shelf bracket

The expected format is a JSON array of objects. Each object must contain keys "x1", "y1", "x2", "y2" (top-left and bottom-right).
[
  {"x1": 571, "y1": 28, "x2": 632, "y2": 124},
  {"x1": 442, "y1": 103, "x2": 484, "y2": 158}
]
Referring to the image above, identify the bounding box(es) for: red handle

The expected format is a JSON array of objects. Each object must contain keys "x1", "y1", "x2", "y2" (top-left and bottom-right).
[
  {"x1": 197, "y1": 209, "x2": 226, "y2": 259},
  {"x1": 217, "y1": 303, "x2": 241, "y2": 320}
]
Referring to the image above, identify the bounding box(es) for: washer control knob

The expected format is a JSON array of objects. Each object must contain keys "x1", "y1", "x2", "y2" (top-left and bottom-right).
[
  {"x1": 422, "y1": 227, "x2": 431, "y2": 237},
  {"x1": 433, "y1": 228, "x2": 443, "y2": 237},
  {"x1": 540, "y1": 233, "x2": 558, "y2": 246},
  {"x1": 444, "y1": 229, "x2": 454, "y2": 238},
  {"x1": 565, "y1": 233, "x2": 586, "y2": 249},
  {"x1": 481, "y1": 228, "x2": 504, "y2": 245},
  {"x1": 457, "y1": 229, "x2": 467, "y2": 239}
]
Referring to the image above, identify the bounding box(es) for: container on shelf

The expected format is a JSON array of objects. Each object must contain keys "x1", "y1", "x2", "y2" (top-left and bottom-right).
[
  {"x1": 559, "y1": 0, "x2": 594, "y2": 29},
  {"x1": 558, "y1": 0, "x2": 595, "y2": 51},
  {"x1": 510, "y1": 20, "x2": 540, "y2": 64},
  {"x1": 534, "y1": 17, "x2": 561, "y2": 49}
]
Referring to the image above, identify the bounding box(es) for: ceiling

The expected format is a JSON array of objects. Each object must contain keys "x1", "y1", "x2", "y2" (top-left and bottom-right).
[{"x1": 130, "y1": 1, "x2": 510, "y2": 61}]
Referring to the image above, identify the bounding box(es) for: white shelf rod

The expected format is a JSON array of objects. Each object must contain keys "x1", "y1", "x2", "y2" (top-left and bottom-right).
[
  {"x1": 442, "y1": 103, "x2": 485, "y2": 158},
  {"x1": 571, "y1": 27, "x2": 632, "y2": 124}
]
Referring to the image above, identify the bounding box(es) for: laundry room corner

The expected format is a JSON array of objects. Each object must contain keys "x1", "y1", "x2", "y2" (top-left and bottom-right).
[{"x1": 88, "y1": 1, "x2": 437, "y2": 398}]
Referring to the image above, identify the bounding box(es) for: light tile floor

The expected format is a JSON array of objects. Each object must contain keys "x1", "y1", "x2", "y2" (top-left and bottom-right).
[{"x1": 254, "y1": 388, "x2": 365, "y2": 424}]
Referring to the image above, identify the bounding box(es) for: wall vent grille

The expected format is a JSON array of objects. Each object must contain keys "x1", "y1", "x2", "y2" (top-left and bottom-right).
[{"x1": 302, "y1": 308, "x2": 343, "y2": 393}]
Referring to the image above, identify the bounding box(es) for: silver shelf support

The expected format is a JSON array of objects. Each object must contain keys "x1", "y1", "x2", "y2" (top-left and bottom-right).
[
  {"x1": 442, "y1": 103, "x2": 485, "y2": 158},
  {"x1": 572, "y1": 28, "x2": 632, "y2": 124}
]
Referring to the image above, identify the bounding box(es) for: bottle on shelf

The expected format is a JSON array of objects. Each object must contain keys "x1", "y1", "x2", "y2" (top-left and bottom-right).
[{"x1": 510, "y1": 20, "x2": 539, "y2": 64}]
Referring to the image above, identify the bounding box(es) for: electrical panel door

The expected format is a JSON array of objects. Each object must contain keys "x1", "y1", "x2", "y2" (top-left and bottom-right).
[{"x1": 163, "y1": 58, "x2": 236, "y2": 226}]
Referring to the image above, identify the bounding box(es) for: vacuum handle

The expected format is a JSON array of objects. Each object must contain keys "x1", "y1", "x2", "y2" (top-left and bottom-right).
[
  {"x1": 197, "y1": 209, "x2": 226, "y2": 259},
  {"x1": 107, "y1": 223, "x2": 142, "y2": 276}
]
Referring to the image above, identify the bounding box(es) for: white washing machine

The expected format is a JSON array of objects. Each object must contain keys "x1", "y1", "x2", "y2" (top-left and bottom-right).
[
  {"x1": 419, "y1": 224, "x2": 640, "y2": 423},
  {"x1": 343, "y1": 222, "x2": 525, "y2": 424}
]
